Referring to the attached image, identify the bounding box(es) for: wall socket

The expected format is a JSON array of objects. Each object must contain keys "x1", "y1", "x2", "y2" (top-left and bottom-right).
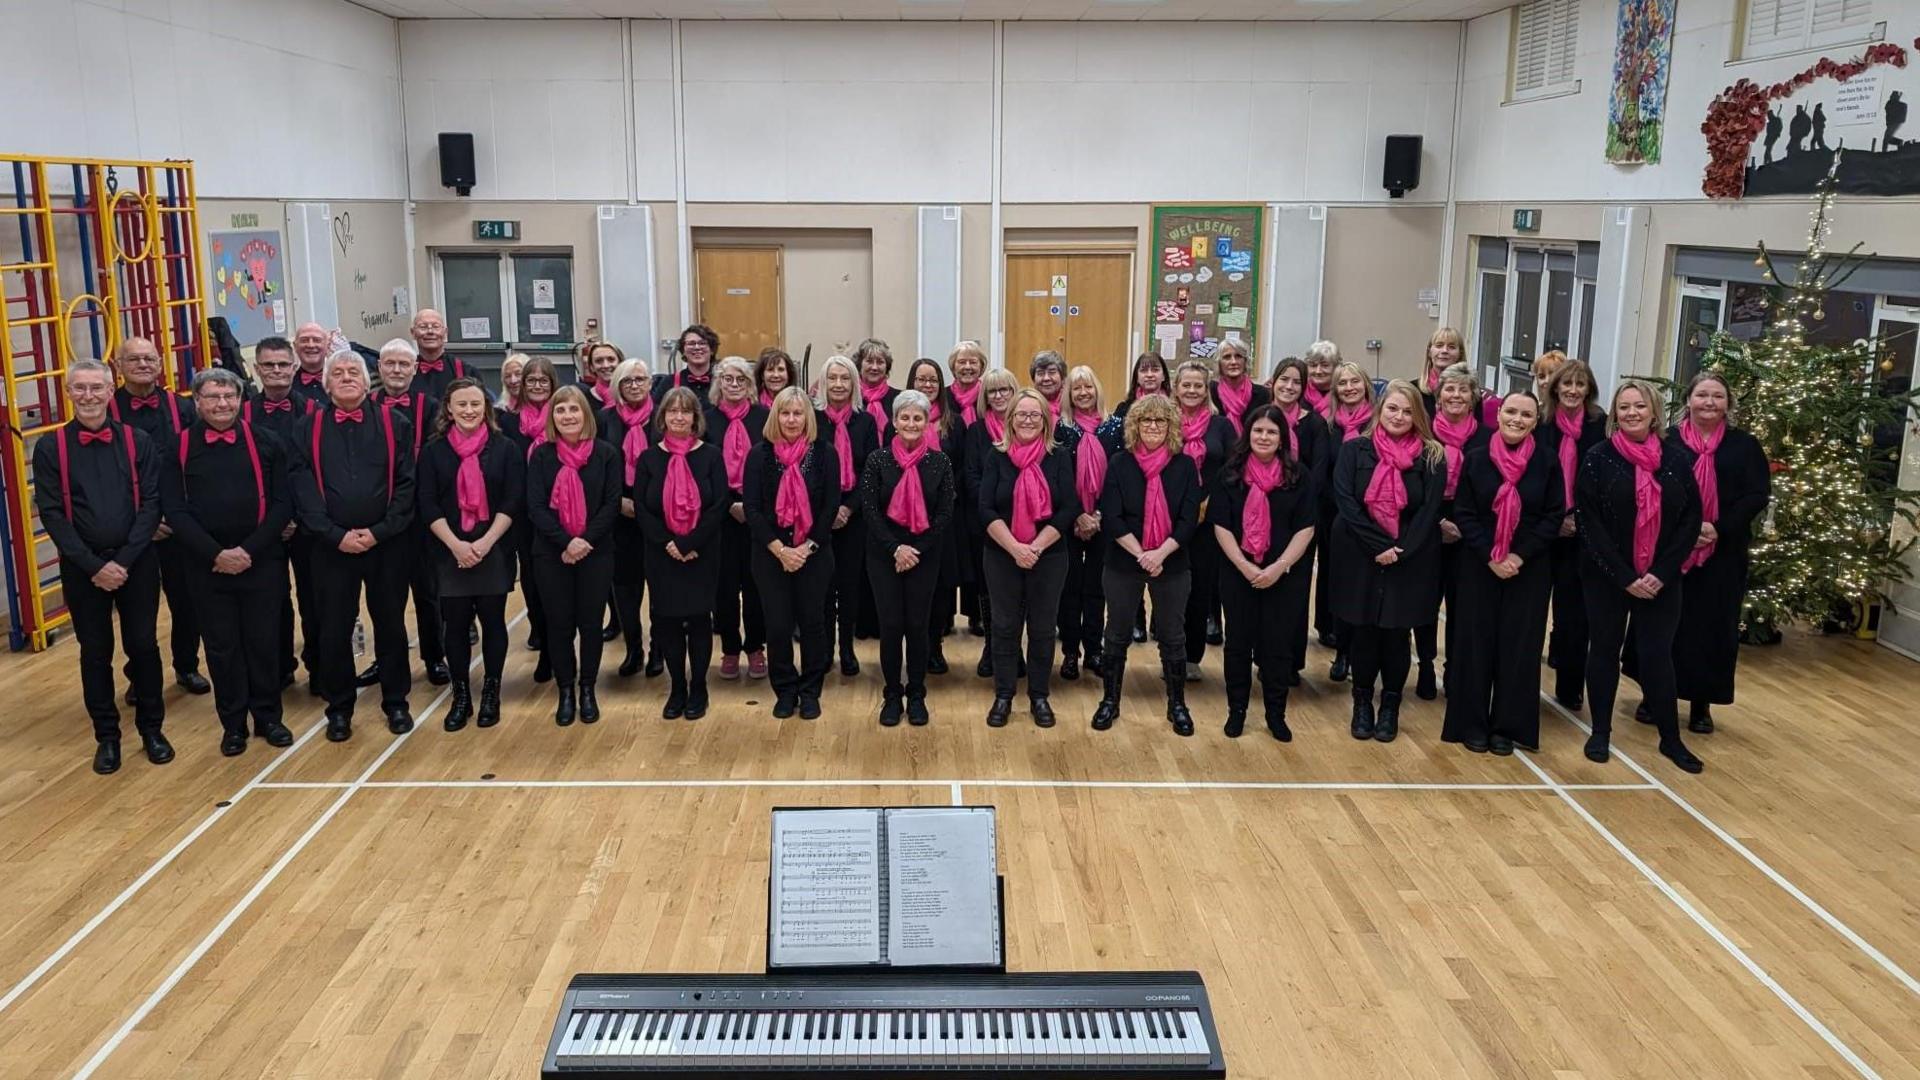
[{"x1": 1365, "y1": 339, "x2": 1383, "y2": 351}]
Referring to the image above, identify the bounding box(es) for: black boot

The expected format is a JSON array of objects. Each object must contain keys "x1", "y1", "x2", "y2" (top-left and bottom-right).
[
  {"x1": 926, "y1": 640, "x2": 948, "y2": 676},
  {"x1": 1328, "y1": 650, "x2": 1349, "y2": 682},
  {"x1": 1375, "y1": 691, "x2": 1402, "y2": 743},
  {"x1": 906, "y1": 691, "x2": 930, "y2": 726},
  {"x1": 1585, "y1": 715, "x2": 1612, "y2": 762},
  {"x1": 1091, "y1": 650, "x2": 1125, "y2": 731},
  {"x1": 1415, "y1": 662, "x2": 1438, "y2": 701},
  {"x1": 1350, "y1": 689, "x2": 1376, "y2": 740},
  {"x1": 1660, "y1": 738, "x2": 1705, "y2": 773},
  {"x1": 1085, "y1": 649, "x2": 1105, "y2": 678},
  {"x1": 986, "y1": 695, "x2": 1013, "y2": 728},
  {"x1": 1223, "y1": 706, "x2": 1245, "y2": 738},
  {"x1": 1030, "y1": 696, "x2": 1055, "y2": 728},
  {"x1": 533, "y1": 650, "x2": 552, "y2": 684},
  {"x1": 1163, "y1": 659, "x2": 1194, "y2": 737},
  {"x1": 578, "y1": 682, "x2": 600, "y2": 724},
  {"x1": 879, "y1": 689, "x2": 904, "y2": 727},
  {"x1": 840, "y1": 635, "x2": 860, "y2": 677},
  {"x1": 685, "y1": 682, "x2": 709, "y2": 720},
  {"x1": 974, "y1": 594, "x2": 994, "y2": 679},
  {"x1": 1688, "y1": 702, "x2": 1715, "y2": 734},
  {"x1": 554, "y1": 682, "x2": 576, "y2": 727},
  {"x1": 1263, "y1": 679, "x2": 1293, "y2": 742},
  {"x1": 618, "y1": 644, "x2": 643, "y2": 677},
  {"x1": 1059, "y1": 649, "x2": 1079, "y2": 682},
  {"x1": 445, "y1": 679, "x2": 472, "y2": 732},
  {"x1": 476, "y1": 677, "x2": 502, "y2": 728}
]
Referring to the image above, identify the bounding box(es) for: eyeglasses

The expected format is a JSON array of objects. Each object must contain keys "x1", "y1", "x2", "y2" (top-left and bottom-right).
[
  {"x1": 1138, "y1": 417, "x2": 1169, "y2": 426},
  {"x1": 719, "y1": 374, "x2": 750, "y2": 385},
  {"x1": 121, "y1": 354, "x2": 161, "y2": 365},
  {"x1": 523, "y1": 375, "x2": 553, "y2": 386}
]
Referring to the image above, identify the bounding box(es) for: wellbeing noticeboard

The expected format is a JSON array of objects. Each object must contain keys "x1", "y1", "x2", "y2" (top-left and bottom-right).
[{"x1": 1148, "y1": 205, "x2": 1263, "y2": 365}]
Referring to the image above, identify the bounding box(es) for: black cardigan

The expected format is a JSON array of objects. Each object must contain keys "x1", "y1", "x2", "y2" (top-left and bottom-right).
[
  {"x1": 977, "y1": 443, "x2": 1078, "y2": 548},
  {"x1": 859, "y1": 446, "x2": 956, "y2": 558},
  {"x1": 1207, "y1": 460, "x2": 1317, "y2": 568},
  {"x1": 1576, "y1": 434, "x2": 1703, "y2": 589},
  {"x1": 703, "y1": 401, "x2": 770, "y2": 495},
  {"x1": 742, "y1": 438, "x2": 842, "y2": 549},
  {"x1": 416, "y1": 429, "x2": 526, "y2": 543},
  {"x1": 1099, "y1": 451, "x2": 1203, "y2": 572},
  {"x1": 524, "y1": 439, "x2": 623, "y2": 556},
  {"x1": 1452, "y1": 434, "x2": 1565, "y2": 565},
  {"x1": 633, "y1": 442, "x2": 729, "y2": 552},
  {"x1": 816, "y1": 407, "x2": 881, "y2": 516},
  {"x1": 1688, "y1": 426, "x2": 1771, "y2": 551},
  {"x1": 1328, "y1": 437, "x2": 1446, "y2": 629}
]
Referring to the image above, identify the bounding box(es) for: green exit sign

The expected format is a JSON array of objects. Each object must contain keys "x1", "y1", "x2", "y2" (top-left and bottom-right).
[
  {"x1": 474, "y1": 219, "x2": 520, "y2": 241},
  {"x1": 1512, "y1": 209, "x2": 1541, "y2": 233}
]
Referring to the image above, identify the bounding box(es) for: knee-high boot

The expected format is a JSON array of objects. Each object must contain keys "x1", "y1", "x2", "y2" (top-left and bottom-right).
[{"x1": 1091, "y1": 648, "x2": 1125, "y2": 730}]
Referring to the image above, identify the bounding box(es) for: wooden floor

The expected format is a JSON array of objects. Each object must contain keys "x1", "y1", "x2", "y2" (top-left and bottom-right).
[{"x1": 1, "y1": 599, "x2": 1917, "y2": 1079}]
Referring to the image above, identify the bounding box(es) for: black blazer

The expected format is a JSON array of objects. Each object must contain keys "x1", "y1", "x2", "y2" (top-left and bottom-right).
[
  {"x1": 860, "y1": 446, "x2": 956, "y2": 557},
  {"x1": 1452, "y1": 435, "x2": 1565, "y2": 565},
  {"x1": 1210, "y1": 380, "x2": 1273, "y2": 430},
  {"x1": 524, "y1": 439, "x2": 623, "y2": 556},
  {"x1": 1329, "y1": 437, "x2": 1446, "y2": 629},
  {"x1": 1689, "y1": 426, "x2": 1771, "y2": 552},
  {"x1": 1099, "y1": 451, "x2": 1203, "y2": 572},
  {"x1": 978, "y1": 443, "x2": 1078, "y2": 549},
  {"x1": 1576, "y1": 435, "x2": 1703, "y2": 589},
  {"x1": 742, "y1": 438, "x2": 842, "y2": 550},
  {"x1": 416, "y1": 429, "x2": 526, "y2": 543},
  {"x1": 1208, "y1": 461, "x2": 1318, "y2": 568}
]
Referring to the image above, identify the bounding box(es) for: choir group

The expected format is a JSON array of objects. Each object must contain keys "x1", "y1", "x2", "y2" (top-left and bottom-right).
[{"x1": 36, "y1": 315, "x2": 1769, "y2": 778}]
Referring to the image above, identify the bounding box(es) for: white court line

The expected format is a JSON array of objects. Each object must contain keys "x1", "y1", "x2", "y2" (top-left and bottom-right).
[
  {"x1": 1541, "y1": 692, "x2": 1920, "y2": 1000},
  {"x1": 253, "y1": 778, "x2": 1654, "y2": 793},
  {"x1": 950, "y1": 781, "x2": 963, "y2": 805},
  {"x1": 1515, "y1": 747, "x2": 1883, "y2": 1079}
]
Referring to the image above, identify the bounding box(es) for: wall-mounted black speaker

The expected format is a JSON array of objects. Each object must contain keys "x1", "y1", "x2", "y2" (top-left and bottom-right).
[
  {"x1": 438, "y1": 132, "x2": 476, "y2": 196},
  {"x1": 1383, "y1": 135, "x2": 1422, "y2": 199}
]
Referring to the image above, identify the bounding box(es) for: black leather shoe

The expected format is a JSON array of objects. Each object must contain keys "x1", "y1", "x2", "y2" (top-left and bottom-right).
[
  {"x1": 1463, "y1": 737, "x2": 1490, "y2": 754},
  {"x1": 176, "y1": 670, "x2": 211, "y2": 694},
  {"x1": 618, "y1": 649, "x2": 644, "y2": 678},
  {"x1": 355, "y1": 662, "x2": 382, "y2": 688},
  {"x1": 554, "y1": 683, "x2": 576, "y2": 727},
  {"x1": 985, "y1": 695, "x2": 1013, "y2": 728},
  {"x1": 1030, "y1": 696, "x2": 1055, "y2": 728},
  {"x1": 1660, "y1": 740, "x2": 1705, "y2": 774},
  {"x1": 260, "y1": 722, "x2": 294, "y2": 747},
  {"x1": 93, "y1": 739, "x2": 121, "y2": 775},
  {"x1": 663, "y1": 688, "x2": 687, "y2": 719},
  {"x1": 426, "y1": 661, "x2": 451, "y2": 686},
  {"x1": 974, "y1": 648, "x2": 992, "y2": 678},
  {"x1": 385, "y1": 706, "x2": 413, "y2": 735},
  {"x1": 684, "y1": 686, "x2": 709, "y2": 721},
  {"x1": 1556, "y1": 693, "x2": 1584, "y2": 711},
  {"x1": 1223, "y1": 709, "x2": 1245, "y2": 738},
  {"x1": 773, "y1": 694, "x2": 797, "y2": 719},
  {"x1": 841, "y1": 652, "x2": 861, "y2": 677},
  {"x1": 1328, "y1": 652, "x2": 1349, "y2": 683},
  {"x1": 1266, "y1": 713, "x2": 1293, "y2": 742},
  {"x1": 646, "y1": 651, "x2": 665, "y2": 678},
  {"x1": 1205, "y1": 617, "x2": 1223, "y2": 646},
  {"x1": 1584, "y1": 734, "x2": 1611, "y2": 763},
  {"x1": 142, "y1": 730, "x2": 175, "y2": 764},
  {"x1": 477, "y1": 678, "x2": 502, "y2": 728},
  {"x1": 1374, "y1": 691, "x2": 1401, "y2": 743},
  {"x1": 906, "y1": 695, "x2": 930, "y2": 726},
  {"x1": 799, "y1": 695, "x2": 822, "y2": 720},
  {"x1": 1688, "y1": 705, "x2": 1715, "y2": 734},
  {"x1": 326, "y1": 712, "x2": 352, "y2": 742},
  {"x1": 533, "y1": 652, "x2": 552, "y2": 684},
  {"x1": 1634, "y1": 701, "x2": 1654, "y2": 725},
  {"x1": 1060, "y1": 653, "x2": 1079, "y2": 681},
  {"x1": 1131, "y1": 624, "x2": 1147, "y2": 644},
  {"x1": 527, "y1": 630, "x2": 544, "y2": 652},
  {"x1": 1350, "y1": 692, "x2": 1376, "y2": 740},
  {"x1": 602, "y1": 622, "x2": 621, "y2": 643},
  {"x1": 926, "y1": 648, "x2": 948, "y2": 676},
  {"x1": 578, "y1": 683, "x2": 600, "y2": 723},
  {"x1": 1488, "y1": 734, "x2": 1514, "y2": 756},
  {"x1": 220, "y1": 730, "x2": 248, "y2": 756},
  {"x1": 1415, "y1": 663, "x2": 1438, "y2": 701},
  {"x1": 879, "y1": 694, "x2": 904, "y2": 727}
]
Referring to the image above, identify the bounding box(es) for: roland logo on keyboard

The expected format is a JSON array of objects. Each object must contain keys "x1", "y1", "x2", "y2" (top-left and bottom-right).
[{"x1": 1143, "y1": 994, "x2": 1193, "y2": 1002}]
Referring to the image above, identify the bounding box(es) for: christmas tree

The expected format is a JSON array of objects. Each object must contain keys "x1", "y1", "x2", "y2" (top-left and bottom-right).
[{"x1": 1693, "y1": 153, "x2": 1920, "y2": 633}]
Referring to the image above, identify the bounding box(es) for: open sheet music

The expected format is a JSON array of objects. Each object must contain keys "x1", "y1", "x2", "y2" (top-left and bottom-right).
[{"x1": 768, "y1": 807, "x2": 1002, "y2": 970}]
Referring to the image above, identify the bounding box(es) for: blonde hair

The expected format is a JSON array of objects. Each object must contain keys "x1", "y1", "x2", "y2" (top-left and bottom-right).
[
  {"x1": 543, "y1": 385, "x2": 599, "y2": 443},
  {"x1": 1173, "y1": 361, "x2": 1216, "y2": 414},
  {"x1": 1213, "y1": 338, "x2": 1252, "y2": 370},
  {"x1": 1122, "y1": 393, "x2": 1178, "y2": 451},
  {"x1": 762, "y1": 386, "x2": 819, "y2": 442},
  {"x1": 499, "y1": 353, "x2": 529, "y2": 408},
  {"x1": 996, "y1": 388, "x2": 1059, "y2": 454},
  {"x1": 1608, "y1": 378, "x2": 1670, "y2": 437},
  {"x1": 1329, "y1": 360, "x2": 1375, "y2": 409},
  {"x1": 1425, "y1": 327, "x2": 1466, "y2": 374},
  {"x1": 980, "y1": 367, "x2": 1019, "y2": 415},
  {"x1": 1065, "y1": 365, "x2": 1105, "y2": 416},
  {"x1": 947, "y1": 340, "x2": 986, "y2": 376},
  {"x1": 1367, "y1": 380, "x2": 1448, "y2": 466},
  {"x1": 707, "y1": 356, "x2": 756, "y2": 406}
]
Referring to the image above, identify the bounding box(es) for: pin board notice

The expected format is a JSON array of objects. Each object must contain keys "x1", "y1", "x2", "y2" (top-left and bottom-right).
[{"x1": 1149, "y1": 205, "x2": 1264, "y2": 366}]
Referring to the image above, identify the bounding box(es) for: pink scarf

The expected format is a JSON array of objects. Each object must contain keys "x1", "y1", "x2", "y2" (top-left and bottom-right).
[
  {"x1": 1488, "y1": 434, "x2": 1534, "y2": 562},
  {"x1": 549, "y1": 437, "x2": 594, "y2": 538},
  {"x1": 823, "y1": 402, "x2": 857, "y2": 491},
  {"x1": 517, "y1": 400, "x2": 550, "y2": 455},
  {"x1": 716, "y1": 397, "x2": 751, "y2": 492},
  {"x1": 1008, "y1": 437, "x2": 1053, "y2": 543},
  {"x1": 1216, "y1": 375, "x2": 1253, "y2": 435},
  {"x1": 950, "y1": 380, "x2": 981, "y2": 426},
  {"x1": 1610, "y1": 431, "x2": 1664, "y2": 576},
  {"x1": 772, "y1": 437, "x2": 813, "y2": 546},
  {"x1": 1134, "y1": 384, "x2": 1161, "y2": 401},
  {"x1": 1240, "y1": 453, "x2": 1283, "y2": 563},
  {"x1": 1680, "y1": 419, "x2": 1722, "y2": 573},
  {"x1": 1432, "y1": 410, "x2": 1475, "y2": 499},
  {"x1": 984, "y1": 411, "x2": 1005, "y2": 444},
  {"x1": 886, "y1": 435, "x2": 931, "y2": 533},
  {"x1": 1179, "y1": 406, "x2": 1212, "y2": 473},
  {"x1": 1133, "y1": 444, "x2": 1174, "y2": 550},
  {"x1": 759, "y1": 389, "x2": 777, "y2": 408},
  {"x1": 1278, "y1": 401, "x2": 1303, "y2": 439},
  {"x1": 1329, "y1": 400, "x2": 1370, "y2": 442},
  {"x1": 1480, "y1": 394, "x2": 1504, "y2": 428},
  {"x1": 1363, "y1": 428, "x2": 1421, "y2": 539},
  {"x1": 861, "y1": 380, "x2": 891, "y2": 432},
  {"x1": 615, "y1": 397, "x2": 653, "y2": 486},
  {"x1": 446, "y1": 424, "x2": 491, "y2": 532},
  {"x1": 1303, "y1": 382, "x2": 1330, "y2": 414},
  {"x1": 1072, "y1": 409, "x2": 1106, "y2": 512},
  {"x1": 1425, "y1": 367, "x2": 1443, "y2": 394},
  {"x1": 925, "y1": 398, "x2": 944, "y2": 453},
  {"x1": 590, "y1": 382, "x2": 614, "y2": 409},
  {"x1": 1045, "y1": 393, "x2": 1063, "y2": 421},
  {"x1": 661, "y1": 434, "x2": 702, "y2": 535},
  {"x1": 1554, "y1": 408, "x2": 1584, "y2": 508}
]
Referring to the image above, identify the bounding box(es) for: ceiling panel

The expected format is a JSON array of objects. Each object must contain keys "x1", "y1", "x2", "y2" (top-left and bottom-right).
[{"x1": 350, "y1": 0, "x2": 1508, "y2": 17}]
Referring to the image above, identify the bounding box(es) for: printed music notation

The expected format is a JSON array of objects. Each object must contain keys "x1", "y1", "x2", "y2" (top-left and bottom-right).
[{"x1": 768, "y1": 811, "x2": 882, "y2": 966}]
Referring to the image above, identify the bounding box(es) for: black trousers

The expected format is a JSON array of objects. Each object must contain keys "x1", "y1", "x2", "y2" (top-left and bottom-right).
[
  {"x1": 1182, "y1": 527, "x2": 1220, "y2": 665},
  {"x1": 442, "y1": 593, "x2": 509, "y2": 682},
  {"x1": 312, "y1": 540, "x2": 411, "y2": 715},
  {"x1": 154, "y1": 537, "x2": 201, "y2": 674},
  {"x1": 1218, "y1": 564, "x2": 1309, "y2": 713},
  {"x1": 1348, "y1": 624, "x2": 1411, "y2": 696},
  {"x1": 65, "y1": 550, "x2": 164, "y2": 741},
  {"x1": 1101, "y1": 562, "x2": 1190, "y2": 671},
  {"x1": 1547, "y1": 535, "x2": 1589, "y2": 702},
  {"x1": 406, "y1": 528, "x2": 445, "y2": 667},
  {"x1": 1288, "y1": 539, "x2": 1318, "y2": 675},
  {"x1": 532, "y1": 550, "x2": 617, "y2": 686},
  {"x1": 1583, "y1": 569, "x2": 1684, "y2": 745},
  {"x1": 829, "y1": 518, "x2": 865, "y2": 656},
  {"x1": 753, "y1": 547, "x2": 836, "y2": 701},
  {"x1": 1443, "y1": 557, "x2": 1552, "y2": 749},
  {"x1": 867, "y1": 545, "x2": 942, "y2": 697},
  {"x1": 281, "y1": 532, "x2": 319, "y2": 681},
  {"x1": 716, "y1": 516, "x2": 766, "y2": 656},
  {"x1": 1058, "y1": 532, "x2": 1107, "y2": 661},
  {"x1": 515, "y1": 524, "x2": 547, "y2": 653},
  {"x1": 611, "y1": 518, "x2": 649, "y2": 656},
  {"x1": 1413, "y1": 538, "x2": 1464, "y2": 673},
  {"x1": 194, "y1": 561, "x2": 289, "y2": 736},
  {"x1": 1313, "y1": 504, "x2": 1338, "y2": 641},
  {"x1": 983, "y1": 547, "x2": 1070, "y2": 699},
  {"x1": 655, "y1": 612, "x2": 713, "y2": 695}
]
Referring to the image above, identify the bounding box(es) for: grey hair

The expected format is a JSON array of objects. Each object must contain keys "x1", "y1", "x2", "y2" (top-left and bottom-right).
[
  {"x1": 1438, "y1": 360, "x2": 1478, "y2": 393},
  {"x1": 892, "y1": 389, "x2": 931, "y2": 420},
  {"x1": 1305, "y1": 340, "x2": 1341, "y2": 366},
  {"x1": 66, "y1": 358, "x2": 111, "y2": 384},
  {"x1": 191, "y1": 368, "x2": 245, "y2": 396},
  {"x1": 852, "y1": 338, "x2": 893, "y2": 368},
  {"x1": 816, "y1": 355, "x2": 859, "y2": 408},
  {"x1": 325, "y1": 349, "x2": 368, "y2": 381},
  {"x1": 378, "y1": 338, "x2": 418, "y2": 361},
  {"x1": 1029, "y1": 350, "x2": 1066, "y2": 378},
  {"x1": 707, "y1": 356, "x2": 756, "y2": 406}
]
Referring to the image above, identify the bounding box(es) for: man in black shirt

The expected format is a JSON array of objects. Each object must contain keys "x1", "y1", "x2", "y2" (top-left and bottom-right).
[
  {"x1": 290, "y1": 350, "x2": 418, "y2": 741},
  {"x1": 162, "y1": 368, "x2": 296, "y2": 756},
  {"x1": 108, "y1": 336, "x2": 210, "y2": 695},
  {"x1": 408, "y1": 309, "x2": 467, "y2": 401},
  {"x1": 290, "y1": 323, "x2": 334, "y2": 406},
  {"x1": 31, "y1": 360, "x2": 170, "y2": 774},
  {"x1": 360, "y1": 338, "x2": 449, "y2": 688},
  {"x1": 246, "y1": 338, "x2": 321, "y2": 691}
]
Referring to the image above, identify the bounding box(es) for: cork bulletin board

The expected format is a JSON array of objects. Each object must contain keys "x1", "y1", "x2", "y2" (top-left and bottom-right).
[{"x1": 1148, "y1": 205, "x2": 1264, "y2": 364}]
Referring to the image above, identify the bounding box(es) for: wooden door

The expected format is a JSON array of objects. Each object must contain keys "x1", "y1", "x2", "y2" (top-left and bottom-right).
[
  {"x1": 1004, "y1": 252, "x2": 1132, "y2": 406},
  {"x1": 694, "y1": 247, "x2": 782, "y2": 360}
]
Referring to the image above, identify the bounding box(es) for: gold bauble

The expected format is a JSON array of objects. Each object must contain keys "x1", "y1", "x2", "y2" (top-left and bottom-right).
[
  {"x1": 1813, "y1": 309, "x2": 1825, "y2": 320},
  {"x1": 1882, "y1": 358, "x2": 1896, "y2": 373},
  {"x1": 1859, "y1": 432, "x2": 1875, "y2": 446}
]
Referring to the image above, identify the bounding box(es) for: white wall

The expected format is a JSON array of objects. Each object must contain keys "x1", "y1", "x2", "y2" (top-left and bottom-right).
[
  {"x1": 0, "y1": 0, "x2": 404, "y2": 200},
  {"x1": 1454, "y1": 0, "x2": 1920, "y2": 202},
  {"x1": 1003, "y1": 22, "x2": 1460, "y2": 204}
]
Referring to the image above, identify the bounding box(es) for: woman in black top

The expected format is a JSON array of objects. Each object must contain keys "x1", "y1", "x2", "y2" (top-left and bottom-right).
[
  {"x1": 598, "y1": 356, "x2": 660, "y2": 679},
  {"x1": 418, "y1": 379, "x2": 524, "y2": 731},
  {"x1": 1058, "y1": 365, "x2": 1111, "y2": 681},
  {"x1": 1318, "y1": 359, "x2": 1376, "y2": 680},
  {"x1": 525, "y1": 386, "x2": 623, "y2": 726},
  {"x1": 1268, "y1": 356, "x2": 1330, "y2": 684},
  {"x1": 705, "y1": 356, "x2": 771, "y2": 681},
  {"x1": 1417, "y1": 362, "x2": 1491, "y2": 700},
  {"x1": 860, "y1": 390, "x2": 956, "y2": 727},
  {"x1": 1538, "y1": 360, "x2": 1607, "y2": 709},
  {"x1": 815, "y1": 355, "x2": 880, "y2": 675},
  {"x1": 1210, "y1": 404, "x2": 1317, "y2": 741},
  {"x1": 1172, "y1": 361, "x2": 1237, "y2": 678},
  {"x1": 1443, "y1": 392, "x2": 1562, "y2": 755},
  {"x1": 1110, "y1": 351, "x2": 1169, "y2": 422},
  {"x1": 1578, "y1": 378, "x2": 1704, "y2": 773},
  {"x1": 962, "y1": 368, "x2": 1019, "y2": 677},
  {"x1": 1093, "y1": 394, "x2": 1203, "y2": 736},
  {"x1": 1329, "y1": 380, "x2": 1446, "y2": 743},
  {"x1": 744, "y1": 387, "x2": 841, "y2": 720},
  {"x1": 635, "y1": 387, "x2": 730, "y2": 720},
  {"x1": 907, "y1": 356, "x2": 964, "y2": 675},
  {"x1": 979, "y1": 389, "x2": 1078, "y2": 728},
  {"x1": 506, "y1": 355, "x2": 558, "y2": 680}
]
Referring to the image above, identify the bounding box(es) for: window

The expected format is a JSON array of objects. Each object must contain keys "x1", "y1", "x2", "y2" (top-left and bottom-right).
[
  {"x1": 1510, "y1": 0, "x2": 1581, "y2": 102},
  {"x1": 1740, "y1": 0, "x2": 1877, "y2": 61}
]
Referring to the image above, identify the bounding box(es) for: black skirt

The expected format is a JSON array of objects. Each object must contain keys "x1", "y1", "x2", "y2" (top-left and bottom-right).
[{"x1": 433, "y1": 534, "x2": 516, "y2": 598}]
